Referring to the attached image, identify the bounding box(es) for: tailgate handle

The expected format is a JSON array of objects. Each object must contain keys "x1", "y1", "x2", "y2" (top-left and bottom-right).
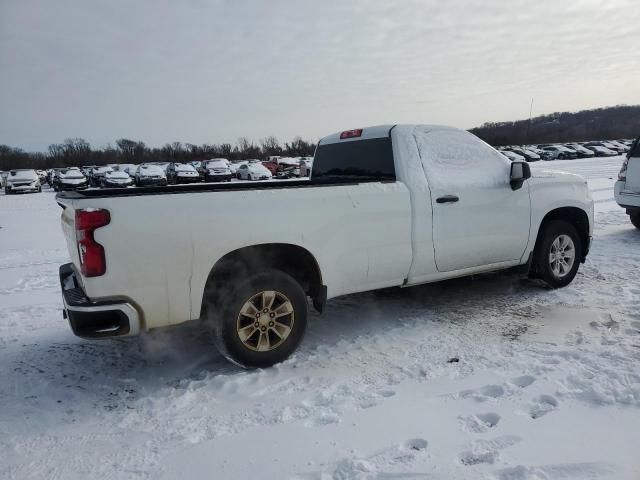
[{"x1": 436, "y1": 195, "x2": 459, "y2": 204}]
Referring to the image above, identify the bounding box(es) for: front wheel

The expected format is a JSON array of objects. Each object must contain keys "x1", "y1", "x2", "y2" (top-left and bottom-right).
[
  {"x1": 534, "y1": 220, "x2": 581, "y2": 288},
  {"x1": 208, "y1": 269, "x2": 308, "y2": 368},
  {"x1": 630, "y1": 214, "x2": 640, "y2": 230}
]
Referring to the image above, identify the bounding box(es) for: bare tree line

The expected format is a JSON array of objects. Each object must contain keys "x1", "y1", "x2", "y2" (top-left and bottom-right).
[
  {"x1": 2, "y1": 105, "x2": 639, "y2": 171},
  {"x1": 0, "y1": 136, "x2": 316, "y2": 171},
  {"x1": 470, "y1": 105, "x2": 640, "y2": 146}
]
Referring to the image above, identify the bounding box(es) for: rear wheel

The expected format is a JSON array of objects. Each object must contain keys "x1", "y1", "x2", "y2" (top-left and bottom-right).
[
  {"x1": 534, "y1": 220, "x2": 581, "y2": 288},
  {"x1": 208, "y1": 269, "x2": 308, "y2": 368},
  {"x1": 630, "y1": 214, "x2": 640, "y2": 230}
]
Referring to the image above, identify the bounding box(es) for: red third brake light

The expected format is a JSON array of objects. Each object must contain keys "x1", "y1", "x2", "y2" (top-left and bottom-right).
[
  {"x1": 75, "y1": 209, "x2": 110, "y2": 277},
  {"x1": 340, "y1": 129, "x2": 363, "y2": 140}
]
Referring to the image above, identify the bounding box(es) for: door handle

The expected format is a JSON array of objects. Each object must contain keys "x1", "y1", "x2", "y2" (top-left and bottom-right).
[{"x1": 436, "y1": 195, "x2": 459, "y2": 204}]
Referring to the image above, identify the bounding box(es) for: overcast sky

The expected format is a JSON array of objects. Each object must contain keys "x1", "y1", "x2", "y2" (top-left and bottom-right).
[{"x1": 1, "y1": 0, "x2": 639, "y2": 151}]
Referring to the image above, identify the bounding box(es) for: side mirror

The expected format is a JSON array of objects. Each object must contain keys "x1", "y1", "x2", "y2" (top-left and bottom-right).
[{"x1": 510, "y1": 162, "x2": 531, "y2": 190}]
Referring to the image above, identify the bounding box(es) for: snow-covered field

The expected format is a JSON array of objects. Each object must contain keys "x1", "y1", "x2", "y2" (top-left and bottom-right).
[{"x1": 1, "y1": 156, "x2": 639, "y2": 479}]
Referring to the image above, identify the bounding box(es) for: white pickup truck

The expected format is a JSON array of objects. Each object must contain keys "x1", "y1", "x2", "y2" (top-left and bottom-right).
[{"x1": 57, "y1": 125, "x2": 593, "y2": 367}]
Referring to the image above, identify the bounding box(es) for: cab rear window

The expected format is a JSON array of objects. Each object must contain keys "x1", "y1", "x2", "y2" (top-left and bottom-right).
[{"x1": 311, "y1": 137, "x2": 395, "y2": 183}]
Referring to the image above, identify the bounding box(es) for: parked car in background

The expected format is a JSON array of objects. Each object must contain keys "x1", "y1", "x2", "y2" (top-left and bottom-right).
[
  {"x1": 502, "y1": 150, "x2": 525, "y2": 162},
  {"x1": 585, "y1": 141, "x2": 624, "y2": 155},
  {"x1": 565, "y1": 144, "x2": 595, "y2": 158},
  {"x1": 584, "y1": 145, "x2": 617, "y2": 157},
  {"x1": 0, "y1": 171, "x2": 7, "y2": 188},
  {"x1": 606, "y1": 140, "x2": 630, "y2": 153},
  {"x1": 101, "y1": 170, "x2": 134, "y2": 188},
  {"x1": 167, "y1": 163, "x2": 200, "y2": 184},
  {"x1": 543, "y1": 145, "x2": 578, "y2": 160},
  {"x1": 53, "y1": 168, "x2": 89, "y2": 191},
  {"x1": 89, "y1": 166, "x2": 113, "y2": 186},
  {"x1": 261, "y1": 159, "x2": 278, "y2": 175},
  {"x1": 275, "y1": 157, "x2": 301, "y2": 178},
  {"x1": 4, "y1": 169, "x2": 41, "y2": 194},
  {"x1": 190, "y1": 160, "x2": 202, "y2": 172},
  {"x1": 508, "y1": 148, "x2": 540, "y2": 162},
  {"x1": 615, "y1": 137, "x2": 640, "y2": 229},
  {"x1": 299, "y1": 157, "x2": 313, "y2": 176},
  {"x1": 134, "y1": 164, "x2": 167, "y2": 187},
  {"x1": 55, "y1": 124, "x2": 593, "y2": 368},
  {"x1": 200, "y1": 159, "x2": 233, "y2": 182},
  {"x1": 236, "y1": 161, "x2": 273, "y2": 180}
]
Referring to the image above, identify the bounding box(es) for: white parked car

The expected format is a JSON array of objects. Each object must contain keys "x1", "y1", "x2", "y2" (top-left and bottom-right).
[
  {"x1": 55, "y1": 124, "x2": 593, "y2": 368},
  {"x1": 54, "y1": 168, "x2": 89, "y2": 191},
  {"x1": 615, "y1": 138, "x2": 640, "y2": 229},
  {"x1": 134, "y1": 164, "x2": 167, "y2": 187},
  {"x1": 4, "y1": 169, "x2": 41, "y2": 194},
  {"x1": 502, "y1": 150, "x2": 525, "y2": 162},
  {"x1": 101, "y1": 170, "x2": 134, "y2": 188},
  {"x1": 236, "y1": 162, "x2": 273, "y2": 181}
]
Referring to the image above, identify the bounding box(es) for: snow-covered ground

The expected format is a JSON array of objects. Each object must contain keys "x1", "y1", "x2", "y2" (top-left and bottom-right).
[{"x1": 1, "y1": 156, "x2": 639, "y2": 480}]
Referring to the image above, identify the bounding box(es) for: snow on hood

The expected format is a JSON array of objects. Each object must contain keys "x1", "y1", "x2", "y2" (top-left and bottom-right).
[
  {"x1": 139, "y1": 165, "x2": 164, "y2": 176},
  {"x1": 9, "y1": 170, "x2": 38, "y2": 181},
  {"x1": 205, "y1": 160, "x2": 229, "y2": 169},
  {"x1": 248, "y1": 164, "x2": 272, "y2": 175},
  {"x1": 175, "y1": 164, "x2": 197, "y2": 172},
  {"x1": 105, "y1": 171, "x2": 130, "y2": 179},
  {"x1": 530, "y1": 169, "x2": 586, "y2": 184}
]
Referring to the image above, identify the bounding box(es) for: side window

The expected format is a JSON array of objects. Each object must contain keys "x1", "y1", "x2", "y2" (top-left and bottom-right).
[{"x1": 413, "y1": 127, "x2": 510, "y2": 189}]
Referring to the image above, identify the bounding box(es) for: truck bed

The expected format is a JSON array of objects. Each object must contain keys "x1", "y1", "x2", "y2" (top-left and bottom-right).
[{"x1": 56, "y1": 178, "x2": 377, "y2": 200}]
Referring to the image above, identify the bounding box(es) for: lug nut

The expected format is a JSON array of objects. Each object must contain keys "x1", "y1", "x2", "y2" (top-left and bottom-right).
[
  {"x1": 263, "y1": 309, "x2": 268, "y2": 313},
  {"x1": 256, "y1": 313, "x2": 260, "y2": 318},
  {"x1": 254, "y1": 322, "x2": 259, "y2": 328},
  {"x1": 270, "y1": 312, "x2": 275, "y2": 318},
  {"x1": 269, "y1": 321, "x2": 274, "y2": 327},
  {"x1": 260, "y1": 326, "x2": 266, "y2": 332}
]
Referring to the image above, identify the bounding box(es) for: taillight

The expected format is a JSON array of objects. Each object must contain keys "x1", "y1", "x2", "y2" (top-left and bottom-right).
[
  {"x1": 75, "y1": 209, "x2": 110, "y2": 277},
  {"x1": 619, "y1": 157, "x2": 629, "y2": 181},
  {"x1": 340, "y1": 129, "x2": 363, "y2": 139}
]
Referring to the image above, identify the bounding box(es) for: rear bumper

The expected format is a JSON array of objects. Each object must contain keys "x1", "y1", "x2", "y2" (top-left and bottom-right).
[
  {"x1": 59, "y1": 263, "x2": 140, "y2": 338},
  {"x1": 614, "y1": 180, "x2": 640, "y2": 209}
]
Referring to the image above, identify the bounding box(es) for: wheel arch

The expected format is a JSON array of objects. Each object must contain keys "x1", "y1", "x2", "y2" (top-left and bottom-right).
[
  {"x1": 200, "y1": 243, "x2": 325, "y2": 318},
  {"x1": 534, "y1": 207, "x2": 590, "y2": 264}
]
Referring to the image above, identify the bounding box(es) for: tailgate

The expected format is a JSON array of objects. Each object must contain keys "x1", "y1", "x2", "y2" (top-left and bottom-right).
[
  {"x1": 625, "y1": 157, "x2": 640, "y2": 192},
  {"x1": 57, "y1": 197, "x2": 82, "y2": 271}
]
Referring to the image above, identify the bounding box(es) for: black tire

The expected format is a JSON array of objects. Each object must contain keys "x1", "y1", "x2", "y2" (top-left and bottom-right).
[
  {"x1": 534, "y1": 220, "x2": 582, "y2": 288},
  {"x1": 630, "y1": 214, "x2": 640, "y2": 230},
  {"x1": 208, "y1": 269, "x2": 308, "y2": 368}
]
